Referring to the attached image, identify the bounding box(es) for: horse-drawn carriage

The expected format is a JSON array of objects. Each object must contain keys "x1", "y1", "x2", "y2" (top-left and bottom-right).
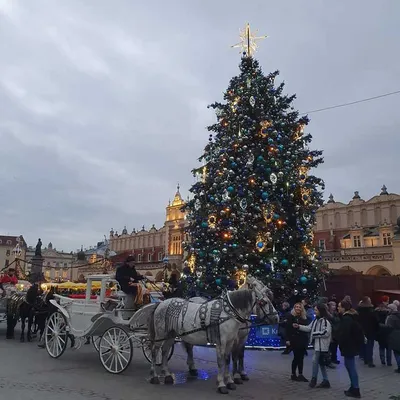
[
  {"x1": 44, "y1": 274, "x2": 174, "y2": 374},
  {"x1": 0, "y1": 281, "x2": 32, "y2": 323}
]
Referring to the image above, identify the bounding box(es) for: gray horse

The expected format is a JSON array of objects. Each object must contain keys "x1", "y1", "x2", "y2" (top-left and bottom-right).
[
  {"x1": 147, "y1": 276, "x2": 278, "y2": 394},
  {"x1": 188, "y1": 277, "x2": 275, "y2": 385}
]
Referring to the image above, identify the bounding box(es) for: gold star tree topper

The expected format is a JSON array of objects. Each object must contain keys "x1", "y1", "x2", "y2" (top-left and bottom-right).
[{"x1": 231, "y1": 23, "x2": 268, "y2": 57}]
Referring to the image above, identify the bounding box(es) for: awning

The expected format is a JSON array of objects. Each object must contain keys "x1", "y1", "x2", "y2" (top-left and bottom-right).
[{"x1": 375, "y1": 289, "x2": 400, "y2": 295}]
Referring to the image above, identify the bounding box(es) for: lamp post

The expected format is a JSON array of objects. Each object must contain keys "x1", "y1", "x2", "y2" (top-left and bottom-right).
[{"x1": 13, "y1": 238, "x2": 23, "y2": 277}]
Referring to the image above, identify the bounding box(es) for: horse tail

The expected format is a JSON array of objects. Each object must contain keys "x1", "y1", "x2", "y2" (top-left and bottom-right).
[{"x1": 147, "y1": 302, "x2": 160, "y2": 341}]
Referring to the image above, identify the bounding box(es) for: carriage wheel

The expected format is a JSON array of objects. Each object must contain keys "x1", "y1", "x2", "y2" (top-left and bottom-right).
[
  {"x1": 45, "y1": 311, "x2": 68, "y2": 358},
  {"x1": 92, "y1": 336, "x2": 101, "y2": 352},
  {"x1": 142, "y1": 342, "x2": 175, "y2": 366},
  {"x1": 99, "y1": 327, "x2": 133, "y2": 374}
]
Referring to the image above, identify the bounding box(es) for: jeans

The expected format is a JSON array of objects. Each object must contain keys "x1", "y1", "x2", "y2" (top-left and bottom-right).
[
  {"x1": 329, "y1": 341, "x2": 338, "y2": 362},
  {"x1": 379, "y1": 345, "x2": 392, "y2": 365},
  {"x1": 291, "y1": 348, "x2": 305, "y2": 375},
  {"x1": 312, "y1": 351, "x2": 328, "y2": 381},
  {"x1": 394, "y1": 351, "x2": 400, "y2": 369},
  {"x1": 361, "y1": 339, "x2": 374, "y2": 364},
  {"x1": 344, "y1": 356, "x2": 359, "y2": 389}
]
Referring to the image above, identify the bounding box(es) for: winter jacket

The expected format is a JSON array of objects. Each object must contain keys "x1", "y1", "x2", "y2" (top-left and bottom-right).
[
  {"x1": 285, "y1": 313, "x2": 309, "y2": 349},
  {"x1": 299, "y1": 317, "x2": 332, "y2": 352},
  {"x1": 278, "y1": 309, "x2": 292, "y2": 339},
  {"x1": 357, "y1": 304, "x2": 379, "y2": 340},
  {"x1": 328, "y1": 311, "x2": 341, "y2": 342},
  {"x1": 375, "y1": 304, "x2": 390, "y2": 346},
  {"x1": 386, "y1": 312, "x2": 400, "y2": 352},
  {"x1": 115, "y1": 264, "x2": 143, "y2": 294},
  {"x1": 0, "y1": 274, "x2": 18, "y2": 285},
  {"x1": 337, "y1": 310, "x2": 364, "y2": 357}
]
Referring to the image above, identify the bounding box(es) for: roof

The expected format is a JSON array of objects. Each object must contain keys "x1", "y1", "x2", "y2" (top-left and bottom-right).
[
  {"x1": 0, "y1": 235, "x2": 25, "y2": 247},
  {"x1": 375, "y1": 290, "x2": 400, "y2": 295}
]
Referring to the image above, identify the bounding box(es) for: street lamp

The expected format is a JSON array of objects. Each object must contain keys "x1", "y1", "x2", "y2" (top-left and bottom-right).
[{"x1": 13, "y1": 238, "x2": 23, "y2": 276}]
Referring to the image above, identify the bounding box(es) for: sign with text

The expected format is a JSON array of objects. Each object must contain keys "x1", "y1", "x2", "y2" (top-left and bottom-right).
[{"x1": 255, "y1": 324, "x2": 279, "y2": 338}]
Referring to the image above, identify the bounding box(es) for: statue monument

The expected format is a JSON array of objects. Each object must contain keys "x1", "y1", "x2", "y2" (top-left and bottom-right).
[{"x1": 30, "y1": 238, "x2": 44, "y2": 283}]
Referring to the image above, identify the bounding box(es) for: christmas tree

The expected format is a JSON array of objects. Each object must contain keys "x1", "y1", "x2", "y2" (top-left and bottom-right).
[{"x1": 182, "y1": 24, "x2": 325, "y2": 303}]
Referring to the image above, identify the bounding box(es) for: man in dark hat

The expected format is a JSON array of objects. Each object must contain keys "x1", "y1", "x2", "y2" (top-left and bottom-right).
[{"x1": 115, "y1": 255, "x2": 144, "y2": 298}]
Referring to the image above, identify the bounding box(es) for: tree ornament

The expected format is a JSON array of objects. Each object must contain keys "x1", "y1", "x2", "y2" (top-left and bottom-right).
[
  {"x1": 249, "y1": 96, "x2": 256, "y2": 107},
  {"x1": 270, "y1": 173, "x2": 277, "y2": 184}
]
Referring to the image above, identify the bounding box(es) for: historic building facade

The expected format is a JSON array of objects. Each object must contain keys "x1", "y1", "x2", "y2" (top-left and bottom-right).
[
  {"x1": 0, "y1": 235, "x2": 27, "y2": 274},
  {"x1": 108, "y1": 186, "x2": 187, "y2": 281},
  {"x1": 26, "y1": 242, "x2": 76, "y2": 282},
  {"x1": 314, "y1": 185, "x2": 400, "y2": 276}
]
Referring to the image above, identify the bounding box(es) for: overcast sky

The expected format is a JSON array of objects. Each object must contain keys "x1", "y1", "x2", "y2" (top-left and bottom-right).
[{"x1": 0, "y1": 1, "x2": 399, "y2": 252}]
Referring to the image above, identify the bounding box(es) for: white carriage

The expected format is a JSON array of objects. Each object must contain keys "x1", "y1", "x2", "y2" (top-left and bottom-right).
[{"x1": 44, "y1": 274, "x2": 174, "y2": 374}]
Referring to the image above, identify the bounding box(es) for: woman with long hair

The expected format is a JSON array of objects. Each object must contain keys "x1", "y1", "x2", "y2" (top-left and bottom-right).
[
  {"x1": 285, "y1": 302, "x2": 309, "y2": 381},
  {"x1": 294, "y1": 303, "x2": 332, "y2": 388}
]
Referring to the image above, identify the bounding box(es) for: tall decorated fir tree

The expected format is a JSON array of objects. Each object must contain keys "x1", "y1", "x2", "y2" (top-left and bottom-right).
[{"x1": 182, "y1": 24, "x2": 326, "y2": 303}]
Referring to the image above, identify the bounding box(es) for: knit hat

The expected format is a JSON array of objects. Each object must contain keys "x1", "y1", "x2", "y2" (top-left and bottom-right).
[
  {"x1": 394, "y1": 300, "x2": 400, "y2": 307},
  {"x1": 388, "y1": 303, "x2": 398, "y2": 312},
  {"x1": 381, "y1": 295, "x2": 389, "y2": 303}
]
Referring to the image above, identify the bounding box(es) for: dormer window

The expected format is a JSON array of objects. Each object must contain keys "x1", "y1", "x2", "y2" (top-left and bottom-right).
[
  {"x1": 383, "y1": 232, "x2": 392, "y2": 246},
  {"x1": 353, "y1": 235, "x2": 361, "y2": 248}
]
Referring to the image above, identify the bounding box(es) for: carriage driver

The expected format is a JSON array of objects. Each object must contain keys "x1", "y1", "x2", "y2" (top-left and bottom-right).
[{"x1": 115, "y1": 255, "x2": 144, "y2": 301}]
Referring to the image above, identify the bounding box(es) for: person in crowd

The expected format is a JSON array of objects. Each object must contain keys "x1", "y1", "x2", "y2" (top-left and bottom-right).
[
  {"x1": 328, "y1": 301, "x2": 341, "y2": 366},
  {"x1": 338, "y1": 299, "x2": 363, "y2": 398},
  {"x1": 279, "y1": 301, "x2": 292, "y2": 355},
  {"x1": 302, "y1": 298, "x2": 315, "y2": 323},
  {"x1": 285, "y1": 302, "x2": 309, "y2": 381},
  {"x1": 0, "y1": 268, "x2": 18, "y2": 296},
  {"x1": 357, "y1": 296, "x2": 379, "y2": 367},
  {"x1": 294, "y1": 303, "x2": 332, "y2": 389},
  {"x1": 375, "y1": 295, "x2": 392, "y2": 366},
  {"x1": 385, "y1": 303, "x2": 400, "y2": 373}
]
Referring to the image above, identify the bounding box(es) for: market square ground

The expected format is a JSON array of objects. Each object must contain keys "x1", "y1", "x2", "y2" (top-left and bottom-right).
[{"x1": 0, "y1": 326, "x2": 399, "y2": 400}]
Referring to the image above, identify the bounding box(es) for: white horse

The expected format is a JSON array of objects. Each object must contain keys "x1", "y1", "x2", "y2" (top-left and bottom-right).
[
  {"x1": 147, "y1": 275, "x2": 278, "y2": 394},
  {"x1": 187, "y1": 277, "x2": 275, "y2": 385}
]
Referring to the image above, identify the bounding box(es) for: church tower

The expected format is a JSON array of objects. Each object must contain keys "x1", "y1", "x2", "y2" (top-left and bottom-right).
[{"x1": 165, "y1": 184, "x2": 187, "y2": 269}]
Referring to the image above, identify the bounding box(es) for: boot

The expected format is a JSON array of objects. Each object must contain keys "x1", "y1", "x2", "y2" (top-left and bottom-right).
[
  {"x1": 290, "y1": 374, "x2": 298, "y2": 381},
  {"x1": 297, "y1": 374, "x2": 308, "y2": 382},
  {"x1": 344, "y1": 387, "x2": 361, "y2": 398},
  {"x1": 316, "y1": 380, "x2": 331, "y2": 388},
  {"x1": 309, "y1": 377, "x2": 317, "y2": 388}
]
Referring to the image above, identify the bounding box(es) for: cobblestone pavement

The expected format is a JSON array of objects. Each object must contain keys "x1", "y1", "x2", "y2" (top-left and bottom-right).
[{"x1": 0, "y1": 326, "x2": 399, "y2": 399}]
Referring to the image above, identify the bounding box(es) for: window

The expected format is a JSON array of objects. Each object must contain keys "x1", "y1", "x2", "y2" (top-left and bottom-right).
[
  {"x1": 6, "y1": 240, "x2": 11, "y2": 245},
  {"x1": 6, "y1": 250, "x2": 10, "y2": 256},
  {"x1": 353, "y1": 235, "x2": 361, "y2": 248},
  {"x1": 148, "y1": 253, "x2": 152, "y2": 262},
  {"x1": 63, "y1": 263, "x2": 67, "y2": 268},
  {"x1": 318, "y1": 239, "x2": 326, "y2": 251},
  {"x1": 137, "y1": 254, "x2": 142, "y2": 262},
  {"x1": 158, "y1": 252, "x2": 163, "y2": 261},
  {"x1": 47, "y1": 262, "x2": 51, "y2": 266},
  {"x1": 62, "y1": 269, "x2": 68, "y2": 279},
  {"x1": 45, "y1": 270, "x2": 50, "y2": 279},
  {"x1": 383, "y1": 233, "x2": 392, "y2": 246}
]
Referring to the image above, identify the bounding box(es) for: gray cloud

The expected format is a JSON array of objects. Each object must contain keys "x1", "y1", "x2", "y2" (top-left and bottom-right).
[{"x1": 0, "y1": 0, "x2": 399, "y2": 251}]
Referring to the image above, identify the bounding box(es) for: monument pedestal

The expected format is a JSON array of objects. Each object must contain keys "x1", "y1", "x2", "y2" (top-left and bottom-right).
[{"x1": 30, "y1": 255, "x2": 44, "y2": 283}]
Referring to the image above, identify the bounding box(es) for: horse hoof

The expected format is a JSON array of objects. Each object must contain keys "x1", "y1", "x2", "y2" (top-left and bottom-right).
[
  {"x1": 241, "y1": 374, "x2": 249, "y2": 381},
  {"x1": 234, "y1": 377, "x2": 243, "y2": 385},
  {"x1": 227, "y1": 383, "x2": 236, "y2": 391},
  {"x1": 188, "y1": 369, "x2": 198, "y2": 377},
  {"x1": 164, "y1": 375, "x2": 174, "y2": 385},
  {"x1": 217, "y1": 387, "x2": 229, "y2": 394},
  {"x1": 149, "y1": 376, "x2": 160, "y2": 385}
]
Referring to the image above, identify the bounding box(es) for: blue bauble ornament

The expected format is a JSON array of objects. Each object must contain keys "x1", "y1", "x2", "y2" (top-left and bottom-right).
[
  {"x1": 201, "y1": 222, "x2": 208, "y2": 228},
  {"x1": 257, "y1": 155, "x2": 264, "y2": 162},
  {"x1": 210, "y1": 196, "x2": 215, "y2": 202},
  {"x1": 300, "y1": 276, "x2": 308, "y2": 284},
  {"x1": 281, "y1": 259, "x2": 289, "y2": 267},
  {"x1": 261, "y1": 192, "x2": 268, "y2": 200},
  {"x1": 257, "y1": 241, "x2": 264, "y2": 249},
  {"x1": 264, "y1": 263, "x2": 271, "y2": 270},
  {"x1": 273, "y1": 213, "x2": 280, "y2": 220},
  {"x1": 231, "y1": 162, "x2": 237, "y2": 168},
  {"x1": 215, "y1": 278, "x2": 222, "y2": 285},
  {"x1": 227, "y1": 186, "x2": 234, "y2": 193}
]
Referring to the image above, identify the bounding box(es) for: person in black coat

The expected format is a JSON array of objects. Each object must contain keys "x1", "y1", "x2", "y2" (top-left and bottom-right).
[
  {"x1": 115, "y1": 255, "x2": 144, "y2": 297},
  {"x1": 375, "y1": 296, "x2": 391, "y2": 366},
  {"x1": 328, "y1": 301, "x2": 341, "y2": 365},
  {"x1": 286, "y1": 302, "x2": 309, "y2": 382},
  {"x1": 357, "y1": 296, "x2": 379, "y2": 367},
  {"x1": 338, "y1": 299, "x2": 364, "y2": 398}
]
